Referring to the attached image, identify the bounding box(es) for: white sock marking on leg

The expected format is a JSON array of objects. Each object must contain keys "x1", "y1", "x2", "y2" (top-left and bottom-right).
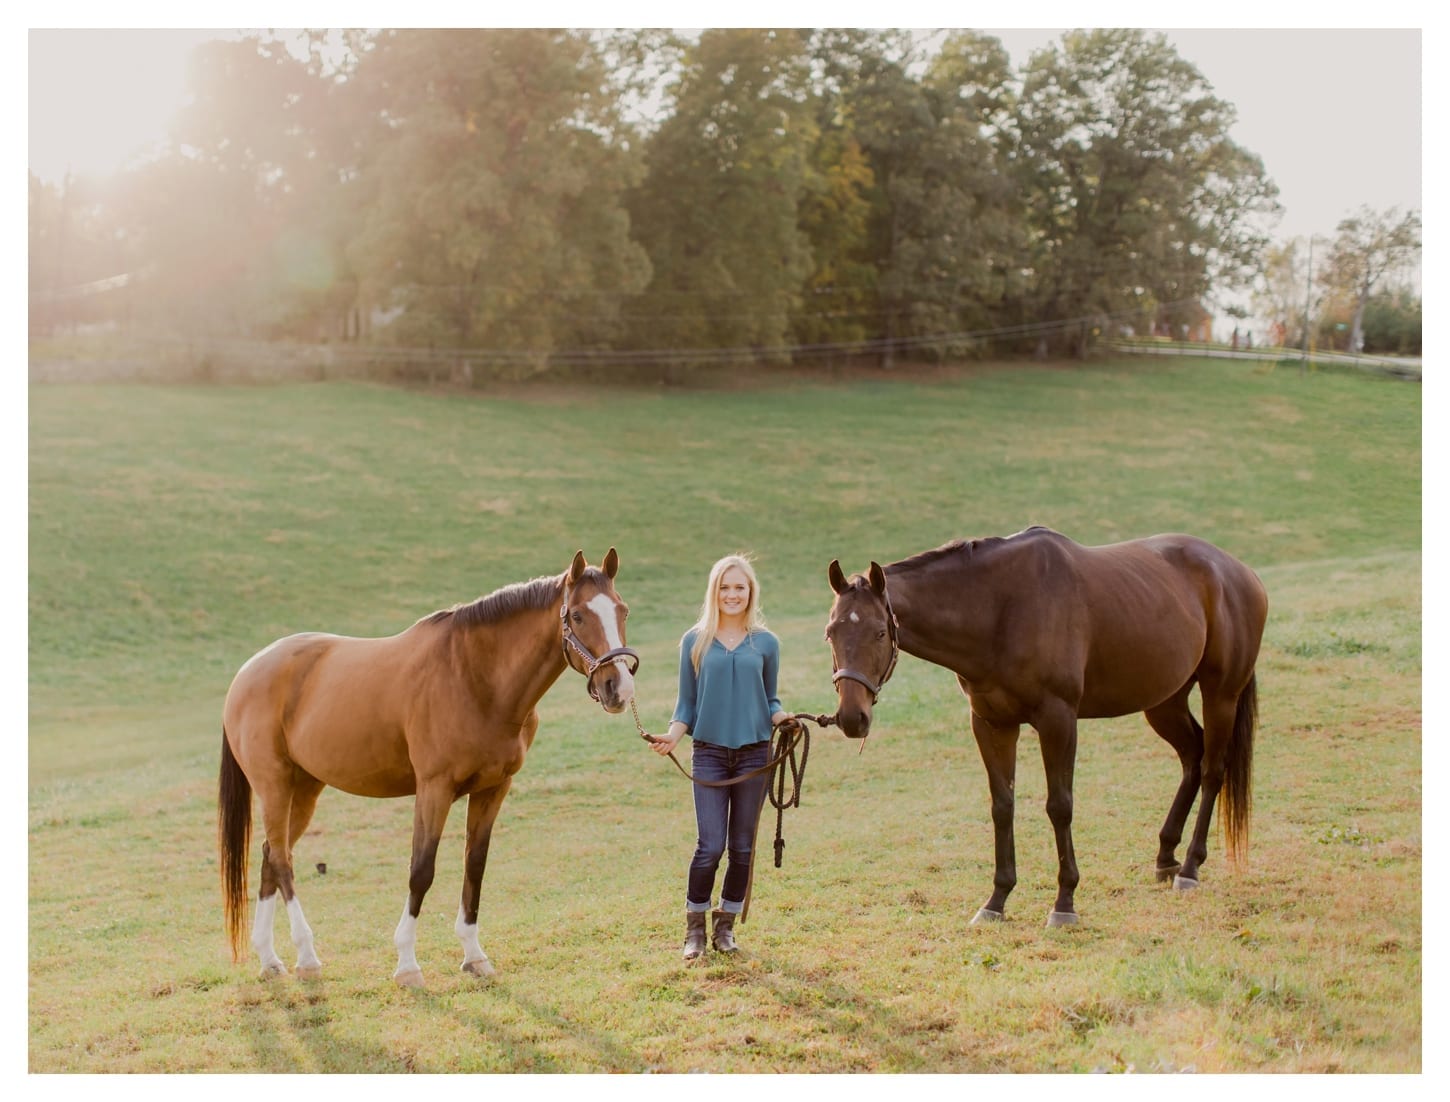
[
  {"x1": 252, "y1": 894, "x2": 284, "y2": 971},
  {"x1": 286, "y1": 896, "x2": 321, "y2": 970},
  {"x1": 455, "y1": 904, "x2": 488, "y2": 966},
  {"x1": 393, "y1": 905, "x2": 420, "y2": 977}
]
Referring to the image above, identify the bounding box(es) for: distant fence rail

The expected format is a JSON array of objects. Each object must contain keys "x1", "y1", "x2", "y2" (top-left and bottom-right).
[
  {"x1": 1104, "y1": 339, "x2": 1422, "y2": 380},
  {"x1": 29, "y1": 331, "x2": 1423, "y2": 384}
]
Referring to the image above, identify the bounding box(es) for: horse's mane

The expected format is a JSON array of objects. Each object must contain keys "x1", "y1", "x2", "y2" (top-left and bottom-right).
[
  {"x1": 421, "y1": 571, "x2": 568, "y2": 630},
  {"x1": 889, "y1": 528, "x2": 1052, "y2": 574},
  {"x1": 889, "y1": 539, "x2": 971, "y2": 573}
]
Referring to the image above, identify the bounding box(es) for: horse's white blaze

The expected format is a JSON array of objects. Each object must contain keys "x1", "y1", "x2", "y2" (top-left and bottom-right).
[
  {"x1": 849, "y1": 611, "x2": 860, "y2": 623},
  {"x1": 251, "y1": 894, "x2": 284, "y2": 971},
  {"x1": 585, "y1": 593, "x2": 635, "y2": 697},
  {"x1": 287, "y1": 896, "x2": 321, "y2": 970},
  {"x1": 455, "y1": 905, "x2": 489, "y2": 967},
  {"x1": 393, "y1": 906, "x2": 420, "y2": 977}
]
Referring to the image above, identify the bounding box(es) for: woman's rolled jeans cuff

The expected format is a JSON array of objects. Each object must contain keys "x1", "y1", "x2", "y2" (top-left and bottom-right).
[{"x1": 686, "y1": 740, "x2": 770, "y2": 910}]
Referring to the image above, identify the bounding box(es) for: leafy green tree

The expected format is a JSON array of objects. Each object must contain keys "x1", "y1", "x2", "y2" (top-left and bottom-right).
[
  {"x1": 1014, "y1": 29, "x2": 1280, "y2": 355},
  {"x1": 914, "y1": 31, "x2": 1028, "y2": 353},
  {"x1": 625, "y1": 28, "x2": 817, "y2": 362},
  {"x1": 1359, "y1": 288, "x2": 1421, "y2": 356},
  {"x1": 345, "y1": 29, "x2": 649, "y2": 365},
  {"x1": 800, "y1": 30, "x2": 1026, "y2": 365},
  {"x1": 1320, "y1": 205, "x2": 1421, "y2": 353}
]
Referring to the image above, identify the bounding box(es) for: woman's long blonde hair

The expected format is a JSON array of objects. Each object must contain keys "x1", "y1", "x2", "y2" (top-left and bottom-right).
[{"x1": 689, "y1": 553, "x2": 767, "y2": 672}]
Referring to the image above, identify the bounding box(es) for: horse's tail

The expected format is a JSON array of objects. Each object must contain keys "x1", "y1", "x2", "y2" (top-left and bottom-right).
[
  {"x1": 1221, "y1": 672, "x2": 1257, "y2": 866},
  {"x1": 218, "y1": 727, "x2": 252, "y2": 962}
]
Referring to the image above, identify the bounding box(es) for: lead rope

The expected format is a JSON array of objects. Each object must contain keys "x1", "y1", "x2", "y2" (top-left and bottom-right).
[{"x1": 768, "y1": 716, "x2": 810, "y2": 869}]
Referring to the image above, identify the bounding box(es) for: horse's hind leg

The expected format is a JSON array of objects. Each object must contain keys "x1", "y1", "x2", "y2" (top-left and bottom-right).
[
  {"x1": 1144, "y1": 689, "x2": 1204, "y2": 883},
  {"x1": 1176, "y1": 687, "x2": 1240, "y2": 888},
  {"x1": 456, "y1": 779, "x2": 513, "y2": 979},
  {"x1": 251, "y1": 771, "x2": 322, "y2": 979},
  {"x1": 283, "y1": 773, "x2": 326, "y2": 979},
  {"x1": 252, "y1": 790, "x2": 295, "y2": 979}
]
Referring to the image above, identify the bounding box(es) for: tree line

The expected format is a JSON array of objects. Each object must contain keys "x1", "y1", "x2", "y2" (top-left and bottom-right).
[{"x1": 26, "y1": 29, "x2": 1420, "y2": 370}]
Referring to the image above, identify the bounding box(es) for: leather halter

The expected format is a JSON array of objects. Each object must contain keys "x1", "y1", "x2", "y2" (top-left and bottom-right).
[
  {"x1": 830, "y1": 585, "x2": 900, "y2": 702},
  {"x1": 560, "y1": 595, "x2": 639, "y2": 701}
]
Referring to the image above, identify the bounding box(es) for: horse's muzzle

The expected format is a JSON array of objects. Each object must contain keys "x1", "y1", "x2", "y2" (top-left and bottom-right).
[
  {"x1": 836, "y1": 709, "x2": 871, "y2": 739},
  {"x1": 588, "y1": 660, "x2": 636, "y2": 714}
]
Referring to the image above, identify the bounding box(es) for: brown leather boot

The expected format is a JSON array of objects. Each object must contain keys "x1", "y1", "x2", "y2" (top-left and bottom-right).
[
  {"x1": 683, "y1": 909, "x2": 707, "y2": 960},
  {"x1": 711, "y1": 909, "x2": 739, "y2": 953}
]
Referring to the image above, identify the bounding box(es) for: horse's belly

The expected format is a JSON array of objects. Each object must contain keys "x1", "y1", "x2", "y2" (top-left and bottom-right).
[
  {"x1": 1079, "y1": 647, "x2": 1198, "y2": 718},
  {"x1": 288, "y1": 724, "x2": 417, "y2": 797}
]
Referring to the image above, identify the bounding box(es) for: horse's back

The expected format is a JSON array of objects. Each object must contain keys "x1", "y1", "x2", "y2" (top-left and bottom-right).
[
  {"x1": 1010, "y1": 531, "x2": 1264, "y2": 715},
  {"x1": 224, "y1": 631, "x2": 342, "y2": 730},
  {"x1": 223, "y1": 630, "x2": 422, "y2": 796},
  {"x1": 1091, "y1": 534, "x2": 1265, "y2": 692}
]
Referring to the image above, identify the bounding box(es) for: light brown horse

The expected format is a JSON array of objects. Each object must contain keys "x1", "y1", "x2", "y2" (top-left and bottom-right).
[
  {"x1": 824, "y1": 527, "x2": 1267, "y2": 927},
  {"x1": 219, "y1": 549, "x2": 636, "y2": 986}
]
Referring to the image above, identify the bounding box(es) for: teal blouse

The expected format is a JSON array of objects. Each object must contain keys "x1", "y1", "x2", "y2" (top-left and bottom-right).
[{"x1": 671, "y1": 627, "x2": 783, "y2": 748}]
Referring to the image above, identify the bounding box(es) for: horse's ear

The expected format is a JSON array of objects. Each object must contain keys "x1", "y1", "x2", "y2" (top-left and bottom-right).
[
  {"x1": 828, "y1": 559, "x2": 849, "y2": 594},
  {"x1": 602, "y1": 547, "x2": 619, "y2": 579},
  {"x1": 868, "y1": 562, "x2": 887, "y2": 595},
  {"x1": 569, "y1": 550, "x2": 587, "y2": 584}
]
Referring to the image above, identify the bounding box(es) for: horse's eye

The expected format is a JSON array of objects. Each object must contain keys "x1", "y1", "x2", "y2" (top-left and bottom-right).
[
  {"x1": 876, "y1": 630, "x2": 887, "y2": 640},
  {"x1": 572, "y1": 612, "x2": 584, "y2": 624}
]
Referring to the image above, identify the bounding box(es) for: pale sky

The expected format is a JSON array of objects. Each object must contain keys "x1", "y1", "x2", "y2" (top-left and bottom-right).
[{"x1": 27, "y1": 19, "x2": 1425, "y2": 252}]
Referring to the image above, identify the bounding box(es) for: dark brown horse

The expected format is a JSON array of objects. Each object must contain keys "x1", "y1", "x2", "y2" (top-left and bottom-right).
[
  {"x1": 219, "y1": 549, "x2": 637, "y2": 986},
  {"x1": 824, "y1": 527, "x2": 1267, "y2": 927}
]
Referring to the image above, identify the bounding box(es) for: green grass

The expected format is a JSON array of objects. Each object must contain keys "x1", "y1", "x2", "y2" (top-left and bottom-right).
[{"x1": 28, "y1": 358, "x2": 1421, "y2": 1071}]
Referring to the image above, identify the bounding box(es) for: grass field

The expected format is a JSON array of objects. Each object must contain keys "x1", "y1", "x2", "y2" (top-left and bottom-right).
[{"x1": 27, "y1": 357, "x2": 1422, "y2": 1073}]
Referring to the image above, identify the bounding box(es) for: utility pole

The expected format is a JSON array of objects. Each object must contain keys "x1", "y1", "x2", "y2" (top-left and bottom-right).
[{"x1": 1300, "y1": 236, "x2": 1315, "y2": 375}]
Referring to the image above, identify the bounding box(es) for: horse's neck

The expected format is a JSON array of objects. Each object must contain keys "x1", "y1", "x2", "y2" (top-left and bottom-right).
[
  {"x1": 885, "y1": 556, "x2": 996, "y2": 673},
  {"x1": 455, "y1": 604, "x2": 567, "y2": 717}
]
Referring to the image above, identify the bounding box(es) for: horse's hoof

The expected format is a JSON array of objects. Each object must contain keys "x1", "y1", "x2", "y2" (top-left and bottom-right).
[
  {"x1": 259, "y1": 962, "x2": 288, "y2": 980},
  {"x1": 296, "y1": 964, "x2": 323, "y2": 981},
  {"x1": 394, "y1": 968, "x2": 426, "y2": 989},
  {"x1": 1046, "y1": 910, "x2": 1079, "y2": 928},
  {"x1": 970, "y1": 907, "x2": 1004, "y2": 926},
  {"x1": 461, "y1": 957, "x2": 496, "y2": 979},
  {"x1": 1173, "y1": 875, "x2": 1201, "y2": 892},
  {"x1": 1155, "y1": 863, "x2": 1181, "y2": 883}
]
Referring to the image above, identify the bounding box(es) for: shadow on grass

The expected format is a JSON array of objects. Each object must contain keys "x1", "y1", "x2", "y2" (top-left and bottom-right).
[
  {"x1": 236, "y1": 981, "x2": 409, "y2": 1073},
  {"x1": 460, "y1": 956, "x2": 955, "y2": 1073}
]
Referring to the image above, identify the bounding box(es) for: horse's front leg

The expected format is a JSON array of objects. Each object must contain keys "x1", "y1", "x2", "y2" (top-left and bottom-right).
[
  {"x1": 457, "y1": 778, "x2": 514, "y2": 979},
  {"x1": 969, "y1": 710, "x2": 1020, "y2": 925},
  {"x1": 1035, "y1": 700, "x2": 1081, "y2": 927},
  {"x1": 393, "y1": 779, "x2": 455, "y2": 988}
]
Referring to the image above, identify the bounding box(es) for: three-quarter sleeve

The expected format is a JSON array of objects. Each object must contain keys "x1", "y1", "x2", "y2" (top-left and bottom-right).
[
  {"x1": 762, "y1": 632, "x2": 783, "y2": 716},
  {"x1": 670, "y1": 630, "x2": 698, "y2": 732}
]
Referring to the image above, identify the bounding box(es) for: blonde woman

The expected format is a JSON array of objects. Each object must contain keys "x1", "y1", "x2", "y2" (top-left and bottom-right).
[{"x1": 652, "y1": 554, "x2": 801, "y2": 959}]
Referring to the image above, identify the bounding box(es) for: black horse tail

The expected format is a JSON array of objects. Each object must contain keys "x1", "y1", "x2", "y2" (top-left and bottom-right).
[
  {"x1": 1221, "y1": 673, "x2": 1257, "y2": 866},
  {"x1": 218, "y1": 727, "x2": 252, "y2": 962}
]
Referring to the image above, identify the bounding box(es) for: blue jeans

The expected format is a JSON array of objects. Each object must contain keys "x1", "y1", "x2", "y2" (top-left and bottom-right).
[{"x1": 687, "y1": 741, "x2": 771, "y2": 913}]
